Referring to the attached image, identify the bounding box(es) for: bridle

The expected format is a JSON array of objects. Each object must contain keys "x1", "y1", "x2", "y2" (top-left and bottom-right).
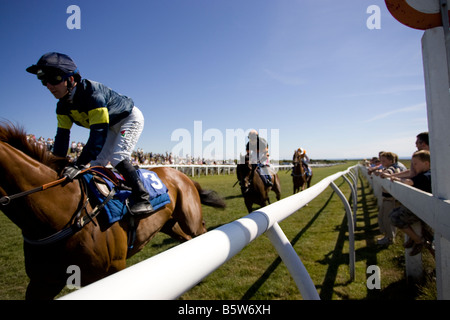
[{"x1": 0, "y1": 167, "x2": 117, "y2": 246}]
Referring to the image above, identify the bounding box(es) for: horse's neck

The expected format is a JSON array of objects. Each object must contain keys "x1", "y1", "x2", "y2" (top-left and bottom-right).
[
  {"x1": 1, "y1": 141, "x2": 53, "y2": 184},
  {"x1": 0, "y1": 142, "x2": 82, "y2": 236}
]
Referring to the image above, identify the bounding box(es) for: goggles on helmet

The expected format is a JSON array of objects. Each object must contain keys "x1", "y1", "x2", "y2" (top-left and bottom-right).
[{"x1": 37, "y1": 69, "x2": 74, "y2": 86}]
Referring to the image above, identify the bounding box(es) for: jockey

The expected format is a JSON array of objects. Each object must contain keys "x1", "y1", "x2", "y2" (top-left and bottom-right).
[
  {"x1": 245, "y1": 129, "x2": 272, "y2": 187},
  {"x1": 296, "y1": 148, "x2": 311, "y2": 177},
  {"x1": 26, "y1": 52, "x2": 154, "y2": 216}
]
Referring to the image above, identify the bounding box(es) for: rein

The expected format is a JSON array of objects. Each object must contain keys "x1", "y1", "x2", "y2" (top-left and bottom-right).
[
  {"x1": 0, "y1": 167, "x2": 118, "y2": 246},
  {"x1": 0, "y1": 177, "x2": 68, "y2": 206}
]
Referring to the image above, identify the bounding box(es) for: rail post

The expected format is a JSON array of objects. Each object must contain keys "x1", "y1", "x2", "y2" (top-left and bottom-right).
[
  {"x1": 422, "y1": 26, "x2": 450, "y2": 299},
  {"x1": 330, "y1": 181, "x2": 355, "y2": 281},
  {"x1": 266, "y1": 222, "x2": 320, "y2": 300}
]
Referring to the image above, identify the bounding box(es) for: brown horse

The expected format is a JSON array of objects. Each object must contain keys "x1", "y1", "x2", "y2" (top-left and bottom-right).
[
  {"x1": 236, "y1": 156, "x2": 281, "y2": 213},
  {"x1": 292, "y1": 150, "x2": 312, "y2": 194},
  {"x1": 0, "y1": 123, "x2": 225, "y2": 300}
]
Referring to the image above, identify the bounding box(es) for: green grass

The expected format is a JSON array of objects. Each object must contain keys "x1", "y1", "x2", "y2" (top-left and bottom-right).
[{"x1": 0, "y1": 161, "x2": 436, "y2": 300}]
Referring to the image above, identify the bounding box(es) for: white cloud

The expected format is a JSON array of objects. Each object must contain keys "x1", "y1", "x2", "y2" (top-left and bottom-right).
[
  {"x1": 336, "y1": 84, "x2": 425, "y2": 99},
  {"x1": 364, "y1": 102, "x2": 426, "y2": 123}
]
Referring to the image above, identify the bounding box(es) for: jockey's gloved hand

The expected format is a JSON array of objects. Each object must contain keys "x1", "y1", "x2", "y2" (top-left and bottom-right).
[{"x1": 62, "y1": 163, "x2": 84, "y2": 181}]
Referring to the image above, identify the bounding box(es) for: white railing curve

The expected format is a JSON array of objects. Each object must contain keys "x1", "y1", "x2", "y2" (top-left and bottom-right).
[{"x1": 60, "y1": 165, "x2": 358, "y2": 300}]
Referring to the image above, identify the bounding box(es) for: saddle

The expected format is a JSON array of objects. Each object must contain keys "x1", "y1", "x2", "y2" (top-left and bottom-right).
[{"x1": 82, "y1": 167, "x2": 171, "y2": 224}]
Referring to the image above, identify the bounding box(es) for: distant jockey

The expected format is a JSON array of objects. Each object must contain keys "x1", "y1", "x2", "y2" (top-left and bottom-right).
[
  {"x1": 295, "y1": 148, "x2": 312, "y2": 177},
  {"x1": 245, "y1": 129, "x2": 272, "y2": 187}
]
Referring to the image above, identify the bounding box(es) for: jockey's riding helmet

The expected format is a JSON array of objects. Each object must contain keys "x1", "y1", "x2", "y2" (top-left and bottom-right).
[{"x1": 26, "y1": 52, "x2": 79, "y2": 85}]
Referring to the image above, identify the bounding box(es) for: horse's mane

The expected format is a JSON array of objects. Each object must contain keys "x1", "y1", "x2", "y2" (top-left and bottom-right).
[{"x1": 0, "y1": 121, "x2": 68, "y2": 173}]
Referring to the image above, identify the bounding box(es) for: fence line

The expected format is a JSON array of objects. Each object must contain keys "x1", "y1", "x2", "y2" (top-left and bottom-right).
[
  {"x1": 360, "y1": 165, "x2": 450, "y2": 291},
  {"x1": 137, "y1": 163, "x2": 338, "y2": 177},
  {"x1": 60, "y1": 165, "x2": 358, "y2": 300}
]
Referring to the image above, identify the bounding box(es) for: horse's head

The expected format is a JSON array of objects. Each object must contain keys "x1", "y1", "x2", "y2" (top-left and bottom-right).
[
  {"x1": 292, "y1": 150, "x2": 304, "y2": 176},
  {"x1": 0, "y1": 121, "x2": 79, "y2": 237},
  {"x1": 236, "y1": 155, "x2": 252, "y2": 192},
  {"x1": 293, "y1": 150, "x2": 300, "y2": 163}
]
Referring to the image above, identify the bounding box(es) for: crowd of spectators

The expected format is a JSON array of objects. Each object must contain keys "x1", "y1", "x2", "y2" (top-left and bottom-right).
[
  {"x1": 26, "y1": 134, "x2": 233, "y2": 166},
  {"x1": 27, "y1": 134, "x2": 86, "y2": 161},
  {"x1": 130, "y1": 150, "x2": 235, "y2": 166},
  {"x1": 364, "y1": 132, "x2": 433, "y2": 257}
]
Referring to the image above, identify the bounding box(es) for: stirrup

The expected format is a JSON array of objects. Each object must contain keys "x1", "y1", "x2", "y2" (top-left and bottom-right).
[{"x1": 126, "y1": 199, "x2": 155, "y2": 216}]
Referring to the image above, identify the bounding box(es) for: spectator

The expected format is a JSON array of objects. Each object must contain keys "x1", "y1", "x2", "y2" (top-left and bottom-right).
[
  {"x1": 389, "y1": 150, "x2": 432, "y2": 256},
  {"x1": 376, "y1": 151, "x2": 405, "y2": 245},
  {"x1": 76, "y1": 142, "x2": 83, "y2": 157},
  {"x1": 383, "y1": 132, "x2": 429, "y2": 180},
  {"x1": 71, "y1": 141, "x2": 77, "y2": 153},
  {"x1": 367, "y1": 155, "x2": 382, "y2": 175},
  {"x1": 46, "y1": 137, "x2": 54, "y2": 152}
]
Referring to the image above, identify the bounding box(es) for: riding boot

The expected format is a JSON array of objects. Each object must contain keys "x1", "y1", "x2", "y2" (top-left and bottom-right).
[
  {"x1": 258, "y1": 164, "x2": 273, "y2": 187},
  {"x1": 115, "y1": 160, "x2": 155, "y2": 216}
]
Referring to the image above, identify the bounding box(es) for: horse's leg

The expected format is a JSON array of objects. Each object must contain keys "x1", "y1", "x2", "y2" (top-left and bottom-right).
[
  {"x1": 172, "y1": 180, "x2": 207, "y2": 238},
  {"x1": 26, "y1": 278, "x2": 66, "y2": 300},
  {"x1": 161, "y1": 218, "x2": 194, "y2": 242},
  {"x1": 244, "y1": 197, "x2": 253, "y2": 213},
  {"x1": 272, "y1": 174, "x2": 281, "y2": 201},
  {"x1": 23, "y1": 241, "x2": 70, "y2": 300}
]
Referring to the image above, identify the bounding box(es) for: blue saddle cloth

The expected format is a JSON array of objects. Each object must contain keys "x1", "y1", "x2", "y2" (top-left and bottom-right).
[{"x1": 82, "y1": 168, "x2": 171, "y2": 224}]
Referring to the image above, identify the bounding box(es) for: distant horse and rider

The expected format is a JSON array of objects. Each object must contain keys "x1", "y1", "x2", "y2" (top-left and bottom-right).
[
  {"x1": 236, "y1": 130, "x2": 281, "y2": 213},
  {"x1": 292, "y1": 148, "x2": 313, "y2": 194},
  {"x1": 0, "y1": 123, "x2": 225, "y2": 299}
]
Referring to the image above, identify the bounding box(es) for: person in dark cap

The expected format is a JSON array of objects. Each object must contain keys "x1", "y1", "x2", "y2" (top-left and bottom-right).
[{"x1": 27, "y1": 52, "x2": 154, "y2": 216}]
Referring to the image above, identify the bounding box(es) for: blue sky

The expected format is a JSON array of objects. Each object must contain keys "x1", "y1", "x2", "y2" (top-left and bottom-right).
[{"x1": 0, "y1": 0, "x2": 428, "y2": 160}]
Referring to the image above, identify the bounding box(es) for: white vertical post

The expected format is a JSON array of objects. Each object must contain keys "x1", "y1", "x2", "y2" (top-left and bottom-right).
[
  {"x1": 330, "y1": 181, "x2": 355, "y2": 281},
  {"x1": 344, "y1": 173, "x2": 358, "y2": 228},
  {"x1": 266, "y1": 222, "x2": 320, "y2": 300},
  {"x1": 422, "y1": 27, "x2": 450, "y2": 300},
  {"x1": 404, "y1": 223, "x2": 423, "y2": 280}
]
